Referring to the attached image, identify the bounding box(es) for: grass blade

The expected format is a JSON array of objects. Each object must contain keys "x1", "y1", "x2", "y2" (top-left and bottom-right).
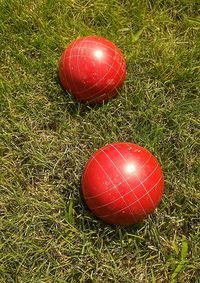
[{"x1": 131, "y1": 28, "x2": 145, "y2": 43}]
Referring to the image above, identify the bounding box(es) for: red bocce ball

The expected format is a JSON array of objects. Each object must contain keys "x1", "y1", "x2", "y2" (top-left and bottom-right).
[
  {"x1": 82, "y1": 142, "x2": 164, "y2": 225},
  {"x1": 59, "y1": 36, "x2": 126, "y2": 104}
]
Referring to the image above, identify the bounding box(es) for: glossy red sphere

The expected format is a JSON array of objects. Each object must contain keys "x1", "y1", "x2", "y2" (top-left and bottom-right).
[
  {"x1": 82, "y1": 142, "x2": 164, "y2": 225},
  {"x1": 59, "y1": 36, "x2": 126, "y2": 104}
]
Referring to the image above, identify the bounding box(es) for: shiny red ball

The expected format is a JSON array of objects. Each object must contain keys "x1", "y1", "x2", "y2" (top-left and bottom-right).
[
  {"x1": 59, "y1": 36, "x2": 126, "y2": 104},
  {"x1": 82, "y1": 142, "x2": 164, "y2": 225}
]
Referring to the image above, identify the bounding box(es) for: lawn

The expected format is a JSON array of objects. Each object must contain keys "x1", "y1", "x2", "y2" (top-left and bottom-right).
[{"x1": 0, "y1": 0, "x2": 200, "y2": 282}]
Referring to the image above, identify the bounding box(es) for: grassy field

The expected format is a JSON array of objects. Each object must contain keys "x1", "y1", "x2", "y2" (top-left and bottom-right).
[{"x1": 1, "y1": 0, "x2": 200, "y2": 282}]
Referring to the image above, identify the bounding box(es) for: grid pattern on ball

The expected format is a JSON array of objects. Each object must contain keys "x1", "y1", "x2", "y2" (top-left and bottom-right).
[
  {"x1": 83, "y1": 144, "x2": 162, "y2": 220},
  {"x1": 100, "y1": 145, "x2": 162, "y2": 219},
  {"x1": 100, "y1": 176, "x2": 163, "y2": 219},
  {"x1": 72, "y1": 44, "x2": 124, "y2": 100},
  {"x1": 79, "y1": 48, "x2": 125, "y2": 100},
  {"x1": 63, "y1": 38, "x2": 125, "y2": 101},
  {"x1": 84, "y1": 154, "x2": 153, "y2": 200},
  {"x1": 110, "y1": 144, "x2": 156, "y2": 208},
  {"x1": 92, "y1": 155, "x2": 138, "y2": 221},
  {"x1": 72, "y1": 39, "x2": 123, "y2": 58},
  {"x1": 63, "y1": 52, "x2": 124, "y2": 100},
  {"x1": 83, "y1": 144, "x2": 151, "y2": 197},
  {"x1": 89, "y1": 162, "x2": 159, "y2": 210},
  {"x1": 67, "y1": 46, "x2": 120, "y2": 60},
  {"x1": 86, "y1": 58, "x2": 125, "y2": 103},
  {"x1": 98, "y1": 147, "x2": 148, "y2": 216}
]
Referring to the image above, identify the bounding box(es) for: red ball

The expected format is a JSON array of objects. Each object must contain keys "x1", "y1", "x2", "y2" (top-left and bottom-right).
[
  {"x1": 59, "y1": 35, "x2": 126, "y2": 104},
  {"x1": 82, "y1": 142, "x2": 164, "y2": 225}
]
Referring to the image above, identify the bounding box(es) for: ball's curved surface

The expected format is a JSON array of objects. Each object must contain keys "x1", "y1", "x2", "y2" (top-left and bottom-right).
[
  {"x1": 59, "y1": 36, "x2": 126, "y2": 104},
  {"x1": 82, "y1": 142, "x2": 164, "y2": 225}
]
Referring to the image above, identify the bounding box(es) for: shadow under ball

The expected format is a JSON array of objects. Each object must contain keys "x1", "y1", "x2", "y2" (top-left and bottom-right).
[
  {"x1": 82, "y1": 142, "x2": 164, "y2": 225},
  {"x1": 59, "y1": 36, "x2": 126, "y2": 104}
]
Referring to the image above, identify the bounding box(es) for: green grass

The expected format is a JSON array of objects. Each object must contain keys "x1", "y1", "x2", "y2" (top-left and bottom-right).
[{"x1": 1, "y1": 0, "x2": 200, "y2": 282}]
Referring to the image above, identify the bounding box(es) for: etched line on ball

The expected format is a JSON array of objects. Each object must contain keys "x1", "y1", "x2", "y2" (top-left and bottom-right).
[
  {"x1": 100, "y1": 176, "x2": 163, "y2": 219},
  {"x1": 85, "y1": 54, "x2": 125, "y2": 98},
  {"x1": 89, "y1": 162, "x2": 159, "y2": 210},
  {"x1": 84, "y1": 143, "x2": 151, "y2": 199},
  {"x1": 74, "y1": 39, "x2": 124, "y2": 57},
  {"x1": 64, "y1": 53, "x2": 124, "y2": 101},
  {"x1": 67, "y1": 46, "x2": 119, "y2": 60},
  {"x1": 74, "y1": 44, "x2": 118, "y2": 95},
  {"x1": 92, "y1": 156, "x2": 137, "y2": 221},
  {"x1": 85, "y1": 58, "x2": 126, "y2": 102},
  {"x1": 84, "y1": 154, "x2": 152, "y2": 200},
  {"x1": 99, "y1": 148, "x2": 148, "y2": 216},
  {"x1": 62, "y1": 38, "x2": 125, "y2": 94},
  {"x1": 82, "y1": 149, "x2": 103, "y2": 182},
  {"x1": 111, "y1": 144, "x2": 156, "y2": 209},
  {"x1": 64, "y1": 45, "x2": 125, "y2": 101}
]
